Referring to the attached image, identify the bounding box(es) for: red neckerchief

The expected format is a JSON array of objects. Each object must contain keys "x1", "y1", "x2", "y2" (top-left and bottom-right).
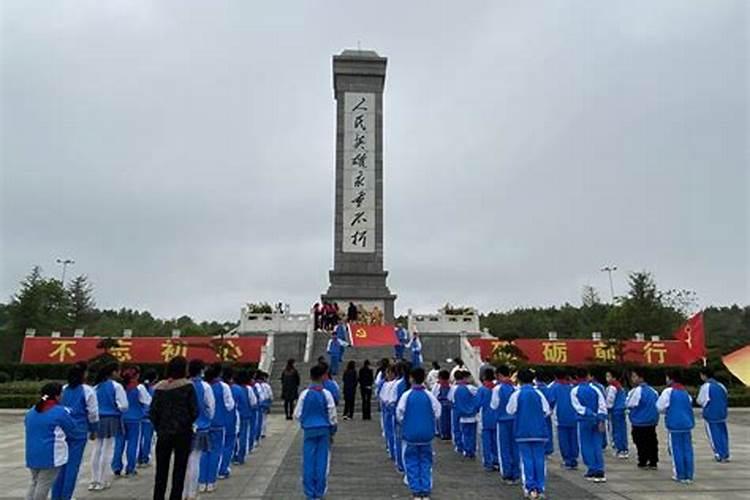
[
  {"x1": 309, "y1": 384, "x2": 323, "y2": 392},
  {"x1": 126, "y1": 379, "x2": 139, "y2": 391},
  {"x1": 609, "y1": 380, "x2": 622, "y2": 390},
  {"x1": 38, "y1": 399, "x2": 57, "y2": 412},
  {"x1": 412, "y1": 384, "x2": 425, "y2": 391},
  {"x1": 483, "y1": 380, "x2": 495, "y2": 390},
  {"x1": 555, "y1": 377, "x2": 569, "y2": 385},
  {"x1": 438, "y1": 380, "x2": 450, "y2": 388},
  {"x1": 500, "y1": 377, "x2": 514, "y2": 387},
  {"x1": 671, "y1": 383, "x2": 686, "y2": 391},
  {"x1": 457, "y1": 380, "x2": 468, "y2": 386}
]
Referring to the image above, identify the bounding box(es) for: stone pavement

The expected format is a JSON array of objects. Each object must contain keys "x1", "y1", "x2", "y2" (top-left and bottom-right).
[{"x1": 0, "y1": 409, "x2": 747, "y2": 499}]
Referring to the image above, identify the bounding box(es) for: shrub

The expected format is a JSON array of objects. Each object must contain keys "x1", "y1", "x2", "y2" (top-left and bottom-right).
[{"x1": 0, "y1": 394, "x2": 37, "y2": 409}]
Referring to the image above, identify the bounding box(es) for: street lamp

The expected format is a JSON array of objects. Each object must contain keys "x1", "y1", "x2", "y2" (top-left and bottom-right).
[
  {"x1": 600, "y1": 265, "x2": 617, "y2": 302},
  {"x1": 56, "y1": 258, "x2": 75, "y2": 285}
]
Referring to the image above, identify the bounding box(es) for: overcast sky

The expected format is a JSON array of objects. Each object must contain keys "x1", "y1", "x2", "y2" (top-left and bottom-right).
[{"x1": 1, "y1": 1, "x2": 748, "y2": 322}]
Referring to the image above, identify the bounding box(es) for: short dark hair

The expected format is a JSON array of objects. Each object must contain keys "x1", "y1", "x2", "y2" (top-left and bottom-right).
[
  {"x1": 67, "y1": 363, "x2": 86, "y2": 388},
  {"x1": 576, "y1": 367, "x2": 590, "y2": 379},
  {"x1": 700, "y1": 367, "x2": 714, "y2": 378},
  {"x1": 438, "y1": 369, "x2": 450, "y2": 380},
  {"x1": 454, "y1": 370, "x2": 466, "y2": 381},
  {"x1": 496, "y1": 364, "x2": 510, "y2": 377},
  {"x1": 95, "y1": 362, "x2": 119, "y2": 385},
  {"x1": 166, "y1": 356, "x2": 187, "y2": 379},
  {"x1": 142, "y1": 369, "x2": 158, "y2": 384},
  {"x1": 482, "y1": 367, "x2": 495, "y2": 381},
  {"x1": 235, "y1": 370, "x2": 250, "y2": 385},
  {"x1": 188, "y1": 359, "x2": 205, "y2": 377},
  {"x1": 203, "y1": 364, "x2": 220, "y2": 383},
  {"x1": 432, "y1": 361, "x2": 440, "y2": 370},
  {"x1": 410, "y1": 367, "x2": 426, "y2": 384},
  {"x1": 36, "y1": 382, "x2": 63, "y2": 412},
  {"x1": 554, "y1": 368, "x2": 568, "y2": 379},
  {"x1": 667, "y1": 369, "x2": 682, "y2": 384},
  {"x1": 631, "y1": 367, "x2": 647, "y2": 379},
  {"x1": 518, "y1": 369, "x2": 535, "y2": 384},
  {"x1": 310, "y1": 364, "x2": 325, "y2": 381},
  {"x1": 222, "y1": 366, "x2": 234, "y2": 383}
]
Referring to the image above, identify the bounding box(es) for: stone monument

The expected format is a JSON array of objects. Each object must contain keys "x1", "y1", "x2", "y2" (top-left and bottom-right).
[{"x1": 322, "y1": 49, "x2": 396, "y2": 323}]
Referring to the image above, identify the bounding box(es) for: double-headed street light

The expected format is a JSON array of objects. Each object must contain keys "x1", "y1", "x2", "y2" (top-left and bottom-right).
[
  {"x1": 600, "y1": 265, "x2": 618, "y2": 302},
  {"x1": 56, "y1": 258, "x2": 75, "y2": 285}
]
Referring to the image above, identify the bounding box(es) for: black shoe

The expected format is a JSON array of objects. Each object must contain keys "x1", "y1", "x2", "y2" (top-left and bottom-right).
[{"x1": 637, "y1": 464, "x2": 648, "y2": 469}]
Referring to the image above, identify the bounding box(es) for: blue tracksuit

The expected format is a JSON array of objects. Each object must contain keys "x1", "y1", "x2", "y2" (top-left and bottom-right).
[
  {"x1": 25, "y1": 403, "x2": 76, "y2": 469},
  {"x1": 397, "y1": 385, "x2": 440, "y2": 497},
  {"x1": 51, "y1": 385, "x2": 98, "y2": 500},
  {"x1": 194, "y1": 378, "x2": 215, "y2": 486},
  {"x1": 327, "y1": 338, "x2": 345, "y2": 376},
  {"x1": 113, "y1": 384, "x2": 149, "y2": 474},
  {"x1": 219, "y1": 384, "x2": 241, "y2": 476},
  {"x1": 571, "y1": 381, "x2": 607, "y2": 477},
  {"x1": 201, "y1": 381, "x2": 232, "y2": 485},
  {"x1": 249, "y1": 383, "x2": 262, "y2": 448},
  {"x1": 476, "y1": 382, "x2": 499, "y2": 470},
  {"x1": 334, "y1": 324, "x2": 348, "y2": 359},
  {"x1": 453, "y1": 383, "x2": 478, "y2": 458},
  {"x1": 393, "y1": 378, "x2": 409, "y2": 471},
  {"x1": 234, "y1": 385, "x2": 253, "y2": 464},
  {"x1": 549, "y1": 379, "x2": 579, "y2": 468},
  {"x1": 433, "y1": 383, "x2": 452, "y2": 440},
  {"x1": 658, "y1": 385, "x2": 695, "y2": 481},
  {"x1": 506, "y1": 384, "x2": 551, "y2": 496},
  {"x1": 492, "y1": 381, "x2": 520, "y2": 480},
  {"x1": 138, "y1": 383, "x2": 155, "y2": 465},
  {"x1": 606, "y1": 382, "x2": 629, "y2": 454},
  {"x1": 295, "y1": 384, "x2": 336, "y2": 500},
  {"x1": 394, "y1": 327, "x2": 408, "y2": 359},
  {"x1": 408, "y1": 338, "x2": 423, "y2": 369},
  {"x1": 381, "y1": 382, "x2": 397, "y2": 459},
  {"x1": 536, "y1": 382, "x2": 554, "y2": 455},
  {"x1": 698, "y1": 378, "x2": 730, "y2": 461}
]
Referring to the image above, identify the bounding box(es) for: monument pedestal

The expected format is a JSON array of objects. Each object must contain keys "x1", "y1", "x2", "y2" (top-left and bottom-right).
[{"x1": 323, "y1": 270, "x2": 396, "y2": 323}]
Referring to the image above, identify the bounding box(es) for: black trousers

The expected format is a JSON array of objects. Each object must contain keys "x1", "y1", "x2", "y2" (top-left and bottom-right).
[
  {"x1": 153, "y1": 432, "x2": 192, "y2": 500},
  {"x1": 284, "y1": 398, "x2": 296, "y2": 419},
  {"x1": 632, "y1": 425, "x2": 659, "y2": 467},
  {"x1": 343, "y1": 393, "x2": 355, "y2": 418},
  {"x1": 360, "y1": 388, "x2": 372, "y2": 420}
]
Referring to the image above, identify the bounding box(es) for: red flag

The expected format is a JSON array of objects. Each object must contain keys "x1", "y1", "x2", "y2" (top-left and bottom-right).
[
  {"x1": 348, "y1": 324, "x2": 397, "y2": 347},
  {"x1": 673, "y1": 312, "x2": 706, "y2": 362}
]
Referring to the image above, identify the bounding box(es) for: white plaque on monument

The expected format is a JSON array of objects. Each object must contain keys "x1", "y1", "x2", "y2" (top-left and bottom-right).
[{"x1": 342, "y1": 92, "x2": 376, "y2": 253}]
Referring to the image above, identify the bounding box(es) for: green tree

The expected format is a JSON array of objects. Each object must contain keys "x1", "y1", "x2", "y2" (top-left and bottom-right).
[{"x1": 67, "y1": 275, "x2": 96, "y2": 327}]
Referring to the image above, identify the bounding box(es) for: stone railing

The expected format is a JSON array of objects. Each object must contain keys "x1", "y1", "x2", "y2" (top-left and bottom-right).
[
  {"x1": 459, "y1": 334, "x2": 483, "y2": 381},
  {"x1": 238, "y1": 310, "x2": 312, "y2": 334},
  {"x1": 258, "y1": 334, "x2": 275, "y2": 373},
  {"x1": 407, "y1": 309, "x2": 480, "y2": 334}
]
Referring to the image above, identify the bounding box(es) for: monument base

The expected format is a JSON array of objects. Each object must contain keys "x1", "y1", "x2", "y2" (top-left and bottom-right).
[{"x1": 322, "y1": 270, "x2": 396, "y2": 323}]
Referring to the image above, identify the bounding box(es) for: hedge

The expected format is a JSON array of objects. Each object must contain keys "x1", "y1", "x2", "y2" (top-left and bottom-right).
[{"x1": 0, "y1": 394, "x2": 38, "y2": 409}]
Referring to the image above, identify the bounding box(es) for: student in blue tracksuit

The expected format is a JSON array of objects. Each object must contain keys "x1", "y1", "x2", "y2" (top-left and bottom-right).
[
  {"x1": 51, "y1": 363, "x2": 99, "y2": 500},
  {"x1": 405, "y1": 333, "x2": 423, "y2": 369},
  {"x1": 571, "y1": 368, "x2": 608, "y2": 482},
  {"x1": 534, "y1": 371, "x2": 554, "y2": 456},
  {"x1": 247, "y1": 372, "x2": 261, "y2": 452},
  {"x1": 219, "y1": 367, "x2": 239, "y2": 478},
  {"x1": 491, "y1": 365, "x2": 520, "y2": 483},
  {"x1": 185, "y1": 359, "x2": 215, "y2": 499},
  {"x1": 397, "y1": 367, "x2": 441, "y2": 499},
  {"x1": 137, "y1": 369, "x2": 157, "y2": 467},
  {"x1": 506, "y1": 369, "x2": 551, "y2": 500},
  {"x1": 25, "y1": 383, "x2": 77, "y2": 500},
  {"x1": 452, "y1": 369, "x2": 479, "y2": 459},
  {"x1": 295, "y1": 364, "x2": 337, "y2": 500},
  {"x1": 394, "y1": 324, "x2": 408, "y2": 359},
  {"x1": 326, "y1": 332, "x2": 346, "y2": 377},
  {"x1": 334, "y1": 319, "x2": 349, "y2": 361},
  {"x1": 431, "y1": 369, "x2": 453, "y2": 440},
  {"x1": 626, "y1": 368, "x2": 660, "y2": 469},
  {"x1": 202, "y1": 364, "x2": 235, "y2": 493},
  {"x1": 112, "y1": 366, "x2": 152, "y2": 477},
  {"x1": 380, "y1": 366, "x2": 398, "y2": 459},
  {"x1": 697, "y1": 367, "x2": 730, "y2": 462},
  {"x1": 548, "y1": 368, "x2": 579, "y2": 469},
  {"x1": 392, "y1": 363, "x2": 410, "y2": 472},
  {"x1": 256, "y1": 371, "x2": 273, "y2": 441},
  {"x1": 476, "y1": 367, "x2": 499, "y2": 471},
  {"x1": 233, "y1": 370, "x2": 256, "y2": 465},
  {"x1": 605, "y1": 370, "x2": 629, "y2": 458},
  {"x1": 90, "y1": 362, "x2": 128, "y2": 491},
  {"x1": 657, "y1": 370, "x2": 695, "y2": 483}
]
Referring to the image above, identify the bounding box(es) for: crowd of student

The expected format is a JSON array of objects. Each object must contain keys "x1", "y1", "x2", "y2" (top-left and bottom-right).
[{"x1": 24, "y1": 357, "x2": 274, "y2": 500}]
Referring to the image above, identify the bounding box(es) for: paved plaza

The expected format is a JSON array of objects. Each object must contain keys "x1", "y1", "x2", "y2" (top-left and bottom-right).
[{"x1": 0, "y1": 410, "x2": 747, "y2": 499}]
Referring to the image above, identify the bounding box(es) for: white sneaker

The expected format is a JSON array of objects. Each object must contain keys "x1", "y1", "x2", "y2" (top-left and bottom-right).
[
  {"x1": 198, "y1": 484, "x2": 207, "y2": 493},
  {"x1": 206, "y1": 483, "x2": 216, "y2": 493},
  {"x1": 87, "y1": 482, "x2": 99, "y2": 491}
]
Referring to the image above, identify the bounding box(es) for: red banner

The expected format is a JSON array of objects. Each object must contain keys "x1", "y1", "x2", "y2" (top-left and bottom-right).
[
  {"x1": 674, "y1": 312, "x2": 706, "y2": 361},
  {"x1": 469, "y1": 338, "x2": 697, "y2": 366},
  {"x1": 21, "y1": 337, "x2": 266, "y2": 364},
  {"x1": 348, "y1": 324, "x2": 397, "y2": 347}
]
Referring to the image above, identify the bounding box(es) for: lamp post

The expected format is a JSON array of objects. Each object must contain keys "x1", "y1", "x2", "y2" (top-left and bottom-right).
[
  {"x1": 56, "y1": 258, "x2": 75, "y2": 285},
  {"x1": 600, "y1": 265, "x2": 618, "y2": 302}
]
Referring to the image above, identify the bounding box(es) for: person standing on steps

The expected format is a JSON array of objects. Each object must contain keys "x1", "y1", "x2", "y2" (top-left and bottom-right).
[
  {"x1": 342, "y1": 361, "x2": 358, "y2": 420},
  {"x1": 394, "y1": 323, "x2": 409, "y2": 360},
  {"x1": 326, "y1": 331, "x2": 346, "y2": 377},
  {"x1": 626, "y1": 367, "x2": 660, "y2": 470},
  {"x1": 347, "y1": 301, "x2": 358, "y2": 323},
  {"x1": 281, "y1": 359, "x2": 301, "y2": 420},
  {"x1": 359, "y1": 359, "x2": 374, "y2": 420},
  {"x1": 334, "y1": 317, "x2": 350, "y2": 361},
  {"x1": 406, "y1": 332, "x2": 423, "y2": 369}
]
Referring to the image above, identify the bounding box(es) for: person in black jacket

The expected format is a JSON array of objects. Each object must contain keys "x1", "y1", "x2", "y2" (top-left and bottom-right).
[
  {"x1": 150, "y1": 356, "x2": 198, "y2": 500},
  {"x1": 280, "y1": 359, "x2": 301, "y2": 420},
  {"x1": 342, "y1": 361, "x2": 358, "y2": 420},
  {"x1": 358, "y1": 359, "x2": 374, "y2": 420}
]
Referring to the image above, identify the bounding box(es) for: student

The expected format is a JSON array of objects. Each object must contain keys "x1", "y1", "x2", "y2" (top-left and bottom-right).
[
  {"x1": 491, "y1": 365, "x2": 520, "y2": 483},
  {"x1": 392, "y1": 362, "x2": 411, "y2": 472},
  {"x1": 138, "y1": 369, "x2": 158, "y2": 467},
  {"x1": 449, "y1": 358, "x2": 465, "y2": 383},
  {"x1": 394, "y1": 324, "x2": 409, "y2": 359},
  {"x1": 51, "y1": 363, "x2": 98, "y2": 500},
  {"x1": 246, "y1": 370, "x2": 261, "y2": 453},
  {"x1": 425, "y1": 361, "x2": 440, "y2": 390},
  {"x1": 431, "y1": 369, "x2": 453, "y2": 440},
  {"x1": 626, "y1": 367, "x2": 660, "y2": 469},
  {"x1": 112, "y1": 366, "x2": 152, "y2": 477},
  {"x1": 359, "y1": 359, "x2": 374, "y2": 420},
  {"x1": 547, "y1": 369, "x2": 579, "y2": 470},
  {"x1": 697, "y1": 367, "x2": 730, "y2": 462},
  {"x1": 320, "y1": 363, "x2": 341, "y2": 443},
  {"x1": 294, "y1": 364, "x2": 337, "y2": 500},
  {"x1": 233, "y1": 370, "x2": 255, "y2": 465},
  {"x1": 219, "y1": 367, "x2": 238, "y2": 479},
  {"x1": 327, "y1": 331, "x2": 346, "y2": 377},
  {"x1": 185, "y1": 359, "x2": 215, "y2": 500},
  {"x1": 202, "y1": 364, "x2": 234, "y2": 493},
  {"x1": 452, "y1": 369, "x2": 479, "y2": 459},
  {"x1": 90, "y1": 362, "x2": 128, "y2": 491},
  {"x1": 405, "y1": 333, "x2": 423, "y2": 369},
  {"x1": 150, "y1": 356, "x2": 198, "y2": 500},
  {"x1": 380, "y1": 366, "x2": 398, "y2": 459},
  {"x1": 534, "y1": 371, "x2": 554, "y2": 457},
  {"x1": 571, "y1": 368, "x2": 608, "y2": 482},
  {"x1": 257, "y1": 371, "x2": 273, "y2": 439},
  {"x1": 375, "y1": 359, "x2": 390, "y2": 436},
  {"x1": 476, "y1": 367, "x2": 499, "y2": 471},
  {"x1": 25, "y1": 383, "x2": 76, "y2": 500},
  {"x1": 334, "y1": 318, "x2": 349, "y2": 361},
  {"x1": 605, "y1": 370, "x2": 629, "y2": 458},
  {"x1": 656, "y1": 369, "x2": 695, "y2": 483},
  {"x1": 397, "y1": 367, "x2": 441, "y2": 500},
  {"x1": 506, "y1": 369, "x2": 551, "y2": 500},
  {"x1": 281, "y1": 359, "x2": 301, "y2": 421},
  {"x1": 342, "y1": 361, "x2": 358, "y2": 420}
]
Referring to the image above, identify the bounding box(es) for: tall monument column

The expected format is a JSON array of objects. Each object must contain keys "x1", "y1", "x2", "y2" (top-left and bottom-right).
[{"x1": 322, "y1": 49, "x2": 396, "y2": 322}]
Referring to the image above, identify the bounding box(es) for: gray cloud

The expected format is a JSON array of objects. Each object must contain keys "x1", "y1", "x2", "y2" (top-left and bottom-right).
[{"x1": 1, "y1": 0, "x2": 747, "y2": 321}]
